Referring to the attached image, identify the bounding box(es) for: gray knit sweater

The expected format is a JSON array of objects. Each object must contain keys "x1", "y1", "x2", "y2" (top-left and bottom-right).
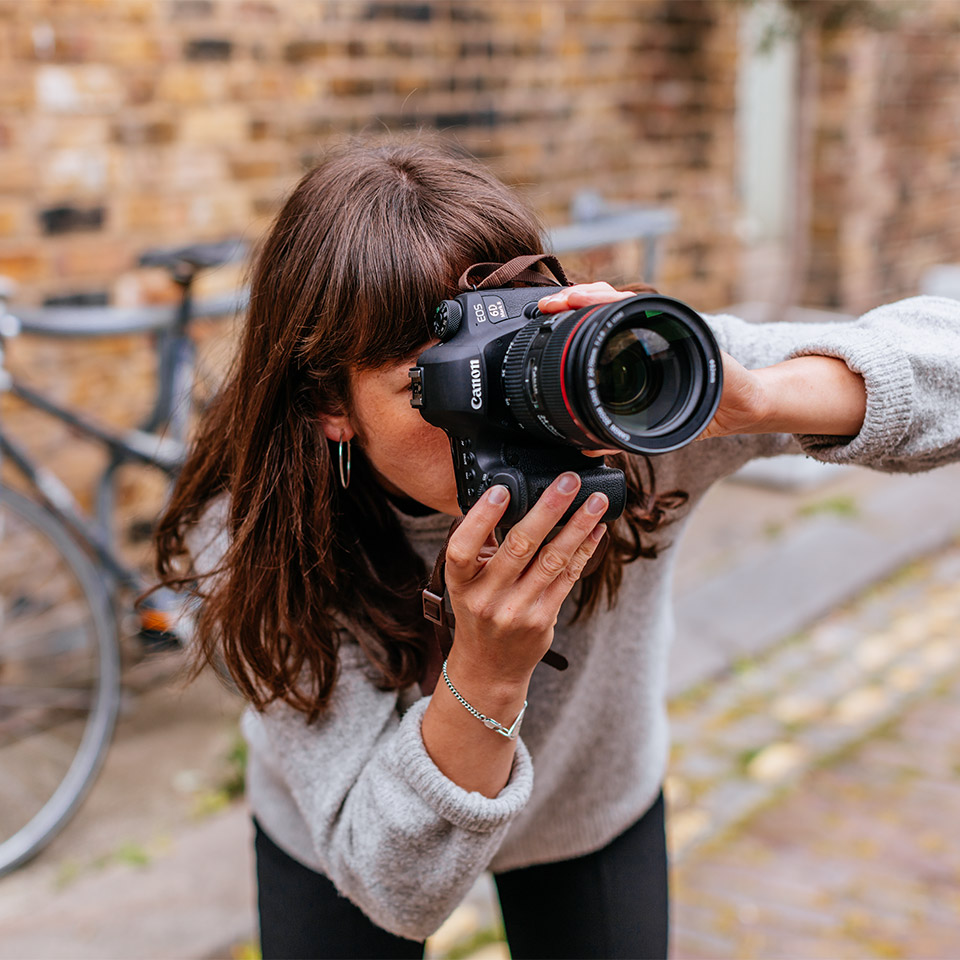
[{"x1": 228, "y1": 296, "x2": 960, "y2": 940}]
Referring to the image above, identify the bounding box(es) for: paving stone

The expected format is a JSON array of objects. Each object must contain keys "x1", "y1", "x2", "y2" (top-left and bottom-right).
[
  {"x1": 674, "y1": 748, "x2": 732, "y2": 785},
  {"x1": 702, "y1": 713, "x2": 784, "y2": 755},
  {"x1": 674, "y1": 630, "x2": 960, "y2": 957}
]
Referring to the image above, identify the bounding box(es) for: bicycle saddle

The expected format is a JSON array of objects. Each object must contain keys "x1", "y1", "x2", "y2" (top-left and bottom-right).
[{"x1": 139, "y1": 238, "x2": 248, "y2": 273}]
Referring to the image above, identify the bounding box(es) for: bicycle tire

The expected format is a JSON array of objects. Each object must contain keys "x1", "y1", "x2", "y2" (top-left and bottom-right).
[{"x1": 0, "y1": 485, "x2": 120, "y2": 876}]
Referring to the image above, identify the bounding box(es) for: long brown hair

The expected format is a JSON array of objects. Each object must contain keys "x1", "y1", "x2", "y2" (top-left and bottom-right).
[{"x1": 155, "y1": 137, "x2": 686, "y2": 721}]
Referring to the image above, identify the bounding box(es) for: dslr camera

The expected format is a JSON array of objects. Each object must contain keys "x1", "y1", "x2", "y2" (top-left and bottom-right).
[{"x1": 409, "y1": 274, "x2": 723, "y2": 528}]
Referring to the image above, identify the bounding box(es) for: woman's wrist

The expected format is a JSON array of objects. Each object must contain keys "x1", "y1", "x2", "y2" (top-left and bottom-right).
[{"x1": 444, "y1": 645, "x2": 532, "y2": 716}]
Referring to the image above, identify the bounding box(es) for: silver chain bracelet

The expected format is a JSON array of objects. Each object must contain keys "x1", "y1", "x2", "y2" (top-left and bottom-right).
[{"x1": 441, "y1": 659, "x2": 527, "y2": 740}]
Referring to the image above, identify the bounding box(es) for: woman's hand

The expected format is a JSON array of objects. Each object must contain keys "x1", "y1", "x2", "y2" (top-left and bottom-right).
[
  {"x1": 421, "y1": 473, "x2": 606, "y2": 797},
  {"x1": 695, "y1": 351, "x2": 768, "y2": 439},
  {"x1": 444, "y1": 473, "x2": 607, "y2": 694},
  {"x1": 537, "y1": 281, "x2": 635, "y2": 313}
]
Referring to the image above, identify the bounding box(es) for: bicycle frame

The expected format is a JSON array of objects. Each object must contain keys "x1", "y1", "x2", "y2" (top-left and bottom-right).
[
  {"x1": 0, "y1": 400, "x2": 169, "y2": 598},
  {"x1": 0, "y1": 279, "x2": 245, "y2": 605}
]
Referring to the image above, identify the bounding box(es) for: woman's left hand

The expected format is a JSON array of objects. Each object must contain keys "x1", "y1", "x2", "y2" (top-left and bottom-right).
[{"x1": 537, "y1": 283, "x2": 768, "y2": 441}]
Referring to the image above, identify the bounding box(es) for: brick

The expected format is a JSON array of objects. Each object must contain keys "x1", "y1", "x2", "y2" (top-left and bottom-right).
[
  {"x1": 0, "y1": 201, "x2": 26, "y2": 238},
  {"x1": 52, "y1": 239, "x2": 135, "y2": 280},
  {"x1": 42, "y1": 147, "x2": 110, "y2": 193},
  {"x1": 362, "y1": 3, "x2": 433, "y2": 22},
  {"x1": 112, "y1": 118, "x2": 178, "y2": 146},
  {"x1": 184, "y1": 38, "x2": 233, "y2": 61},
  {"x1": 168, "y1": 0, "x2": 216, "y2": 18},
  {"x1": 34, "y1": 65, "x2": 125, "y2": 112},
  {"x1": 119, "y1": 194, "x2": 191, "y2": 232},
  {"x1": 283, "y1": 40, "x2": 328, "y2": 63},
  {"x1": 155, "y1": 64, "x2": 228, "y2": 104},
  {"x1": 0, "y1": 155, "x2": 36, "y2": 194},
  {"x1": 0, "y1": 252, "x2": 45, "y2": 283},
  {"x1": 38, "y1": 204, "x2": 106, "y2": 235},
  {"x1": 180, "y1": 105, "x2": 246, "y2": 144},
  {"x1": 227, "y1": 152, "x2": 286, "y2": 180}
]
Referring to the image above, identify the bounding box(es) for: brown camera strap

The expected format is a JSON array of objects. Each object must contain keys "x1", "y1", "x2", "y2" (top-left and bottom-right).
[{"x1": 457, "y1": 254, "x2": 571, "y2": 292}]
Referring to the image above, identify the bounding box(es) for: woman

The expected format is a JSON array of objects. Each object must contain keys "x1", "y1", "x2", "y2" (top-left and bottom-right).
[{"x1": 156, "y1": 138, "x2": 960, "y2": 959}]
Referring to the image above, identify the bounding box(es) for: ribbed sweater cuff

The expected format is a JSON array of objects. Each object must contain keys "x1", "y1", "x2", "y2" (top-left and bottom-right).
[
  {"x1": 786, "y1": 327, "x2": 914, "y2": 463},
  {"x1": 390, "y1": 697, "x2": 533, "y2": 834}
]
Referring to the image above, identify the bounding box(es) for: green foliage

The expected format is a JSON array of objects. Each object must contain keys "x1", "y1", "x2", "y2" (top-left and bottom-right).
[
  {"x1": 797, "y1": 494, "x2": 858, "y2": 519},
  {"x1": 221, "y1": 732, "x2": 248, "y2": 800},
  {"x1": 738, "y1": 0, "x2": 905, "y2": 53},
  {"x1": 113, "y1": 841, "x2": 151, "y2": 868},
  {"x1": 230, "y1": 941, "x2": 261, "y2": 960},
  {"x1": 445, "y1": 923, "x2": 507, "y2": 960}
]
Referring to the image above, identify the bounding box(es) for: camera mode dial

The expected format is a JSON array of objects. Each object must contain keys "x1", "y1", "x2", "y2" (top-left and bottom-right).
[{"x1": 433, "y1": 300, "x2": 462, "y2": 342}]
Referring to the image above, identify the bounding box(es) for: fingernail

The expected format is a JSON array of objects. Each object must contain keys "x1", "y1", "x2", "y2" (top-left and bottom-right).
[
  {"x1": 586, "y1": 492, "x2": 607, "y2": 515},
  {"x1": 487, "y1": 484, "x2": 509, "y2": 505},
  {"x1": 557, "y1": 472, "x2": 579, "y2": 494},
  {"x1": 539, "y1": 294, "x2": 562, "y2": 306},
  {"x1": 591, "y1": 523, "x2": 607, "y2": 542}
]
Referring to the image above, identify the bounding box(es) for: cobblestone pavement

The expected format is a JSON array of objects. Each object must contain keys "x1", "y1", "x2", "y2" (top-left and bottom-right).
[
  {"x1": 670, "y1": 539, "x2": 960, "y2": 959},
  {"x1": 430, "y1": 540, "x2": 960, "y2": 959}
]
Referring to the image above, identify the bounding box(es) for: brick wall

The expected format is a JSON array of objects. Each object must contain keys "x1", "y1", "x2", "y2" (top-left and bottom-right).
[
  {"x1": 0, "y1": 0, "x2": 740, "y2": 310},
  {"x1": 0, "y1": 0, "x2": 741, "y2": 524},
  {"x1": 808, "y1": 3, "x2": 960, "y2": 312}
]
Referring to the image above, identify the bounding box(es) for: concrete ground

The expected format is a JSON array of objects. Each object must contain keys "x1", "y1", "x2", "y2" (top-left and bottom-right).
[
  {"x1": 0, "y1": 662, "x2": 251, "y2": 960},
  {"x1": 2, "y1": 460, "x2": 960, "y2": 959}
]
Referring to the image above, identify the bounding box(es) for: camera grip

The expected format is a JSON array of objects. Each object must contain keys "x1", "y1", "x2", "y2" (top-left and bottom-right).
[{"x1": 490, "y1": 463, "x2": 625, "y2": 528}]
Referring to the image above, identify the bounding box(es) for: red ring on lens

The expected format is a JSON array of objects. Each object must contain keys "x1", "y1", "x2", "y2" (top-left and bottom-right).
[{"x1": 559, "y1": 305, "x2": 606, "y2": 445}]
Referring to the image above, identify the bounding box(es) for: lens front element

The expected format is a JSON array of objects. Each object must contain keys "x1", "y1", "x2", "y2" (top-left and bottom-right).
[
  {"x1": 597, "y1": 327, "x2": 662, "y2": 415},
  {"x1": 595, "y1": 311, "x2": 698, "y2": 437},
  {"x1": 502, "y1": 294, "x2": 722, "y2": 454}
]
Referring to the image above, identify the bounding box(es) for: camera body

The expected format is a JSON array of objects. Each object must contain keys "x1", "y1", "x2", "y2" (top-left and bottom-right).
[{"x1": 409, "y1": 285, "x2": 722, "y2": 528}]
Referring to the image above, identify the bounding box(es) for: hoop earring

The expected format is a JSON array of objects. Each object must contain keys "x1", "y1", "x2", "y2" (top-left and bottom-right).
[{"x1": 338, "y1": 432, "x2": 351, "y2": 489}]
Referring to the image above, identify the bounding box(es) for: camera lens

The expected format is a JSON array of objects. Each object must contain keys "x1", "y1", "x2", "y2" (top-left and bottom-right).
[
  {"x1": 596, "y1": 327, "x2": 661, "y2": 415},
  {"x1": 501, "y1": 295, "x2": 722, "y2": 454}
]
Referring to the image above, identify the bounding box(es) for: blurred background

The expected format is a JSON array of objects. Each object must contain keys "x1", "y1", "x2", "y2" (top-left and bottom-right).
[{"x1": 1, "y1": 1, "x2": 960, "y2": 958}]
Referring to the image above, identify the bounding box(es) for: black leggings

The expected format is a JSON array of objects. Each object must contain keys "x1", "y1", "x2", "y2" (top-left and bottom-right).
[{"x1": 255, "y1": 792, "x2": 669, "y2": 960}]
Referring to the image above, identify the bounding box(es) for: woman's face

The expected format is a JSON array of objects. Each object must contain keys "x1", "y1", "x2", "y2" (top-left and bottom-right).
[
  {"x1": 326, "y1": 348, "x2": 618, "y2": 518},
  {"x1": 348, "y1": 350, "x2": 461, "y2": 516}
]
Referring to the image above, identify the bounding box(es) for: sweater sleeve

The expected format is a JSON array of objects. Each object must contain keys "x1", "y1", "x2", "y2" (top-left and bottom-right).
[
  {"x1": 704, "y1": 295, "x2": 960, "y2": 472},
  {"x1": 245, "y1": 639, "x2": 533, "y2": 941}
]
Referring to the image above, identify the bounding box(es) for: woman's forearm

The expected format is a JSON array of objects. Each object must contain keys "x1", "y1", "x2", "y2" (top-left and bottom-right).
[
  {"x1": 421, "y1": 646, "x2": 531, "y2": 799},
  {"x1": 753, "y1": 355, "x2": 867, "y2": 437}
]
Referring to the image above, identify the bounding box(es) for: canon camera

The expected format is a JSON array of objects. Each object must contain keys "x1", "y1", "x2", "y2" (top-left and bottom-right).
[{"x1": 409, "y1": 284, "x2": 723, "y2": 527}]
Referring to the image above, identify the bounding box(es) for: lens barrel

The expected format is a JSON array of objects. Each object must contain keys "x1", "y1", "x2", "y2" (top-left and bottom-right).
[{"x1": 501, "y1": 294, "x2": 722, "y2": 454}]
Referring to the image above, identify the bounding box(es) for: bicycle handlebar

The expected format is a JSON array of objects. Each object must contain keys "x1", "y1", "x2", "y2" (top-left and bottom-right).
[{"x1": 8, "y1": 288, "x2": 249, "y2": 338}]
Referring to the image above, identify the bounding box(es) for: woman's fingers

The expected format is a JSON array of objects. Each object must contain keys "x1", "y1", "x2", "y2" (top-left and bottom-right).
[
  {"x1": 515, "y1": 490, "x2": 608, "y2": 597},
  {"x1": 480, "y1": 472, "x2": 584, "y2": 588},
  {"x1": 539, "y1": 522, "x2": 607, "y2": 609},
  {"x1": 537, "y1": 282, "x2": 635, "y2": 314},
  {"x1": 444, "y1": 485, "x2": 511, "y2": 584},
  {"x1": 447, "y1": 472, "x2": 607, "y2": 602}
]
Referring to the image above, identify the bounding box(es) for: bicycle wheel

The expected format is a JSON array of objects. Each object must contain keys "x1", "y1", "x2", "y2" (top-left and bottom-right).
[{"x1": 0, "y1": 485, "x2": 120, "y2": 875}]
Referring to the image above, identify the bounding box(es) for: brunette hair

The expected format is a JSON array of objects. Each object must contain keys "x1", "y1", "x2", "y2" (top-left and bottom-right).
[{"x1": 155, "y1": 137, "x2": 686, "y2": 720}]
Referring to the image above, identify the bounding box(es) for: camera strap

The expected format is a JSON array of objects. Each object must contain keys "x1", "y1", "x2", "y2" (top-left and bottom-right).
[
  {"x1": 457, "y1": 254, "x2": 571, "y2": 292},
  {"x1": 421, "y1": 516, "x2": 604, "y2": 695}
]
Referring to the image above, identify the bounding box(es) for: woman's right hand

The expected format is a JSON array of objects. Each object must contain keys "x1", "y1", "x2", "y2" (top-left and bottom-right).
[{"x1": 443, "y1": 472, "x2": 608, "y2": 695}]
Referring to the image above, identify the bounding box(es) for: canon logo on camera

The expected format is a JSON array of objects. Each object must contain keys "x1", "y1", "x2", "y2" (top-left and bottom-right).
[{"x1": 469, "y1": 358, "x2": 482, "y2": 410}]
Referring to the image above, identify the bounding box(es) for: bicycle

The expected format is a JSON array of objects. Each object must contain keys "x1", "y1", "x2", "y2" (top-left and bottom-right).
[{"x1": 0, "y1": 239, "x2": 248, "y2": 876}]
